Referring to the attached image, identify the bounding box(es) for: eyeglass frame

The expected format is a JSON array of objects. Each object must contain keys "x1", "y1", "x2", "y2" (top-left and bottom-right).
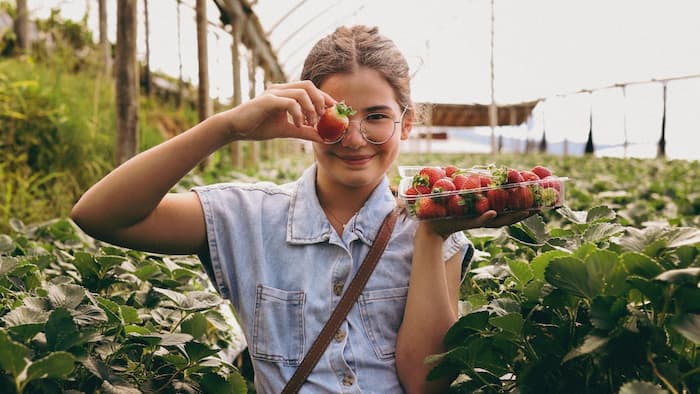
[{"x1": 322, "y1": 105, "x2": 409, "y2": 145}]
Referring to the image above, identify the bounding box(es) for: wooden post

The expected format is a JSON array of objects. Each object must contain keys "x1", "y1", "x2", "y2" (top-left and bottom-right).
[
  {"x1": 245, "y1": 51, "x2": 259, "y2": 169},
  {"x1": 229, "y1": 20, "x2": 244, "y2": 168},
  {"x1": 657, "y1": 82, "x2": 667, "y2": 159},
  {"x1": 195, "y1": 0, "x2": 213, "y2": 170},
  {"x1": 115, "y1": 0, "x2": 139, "y2": 165}
]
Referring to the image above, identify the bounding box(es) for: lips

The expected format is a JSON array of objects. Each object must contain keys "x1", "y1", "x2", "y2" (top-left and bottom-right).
[{"x1": 337, "y1": 154, "x2": 374, "y2": 166}]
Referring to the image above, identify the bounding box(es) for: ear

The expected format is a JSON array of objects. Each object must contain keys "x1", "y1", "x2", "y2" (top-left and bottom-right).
[{"x1": 400, "y1": 109, "x2": 414, "y2": 140}]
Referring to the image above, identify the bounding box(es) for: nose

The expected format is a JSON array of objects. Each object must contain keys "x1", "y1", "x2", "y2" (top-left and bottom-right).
[{"x1": 340, "y1": 120, "x2": 366, "y2": 148}]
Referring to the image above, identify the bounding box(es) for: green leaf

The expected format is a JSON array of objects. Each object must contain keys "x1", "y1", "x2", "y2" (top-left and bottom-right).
[
  {"x1": 654, "y1": 267, "x2": 700, "y2": 284},
  {"x1": 201, "y1": 370, "x2": 247, "y2": 394},
  {"x1": 45, "y1": 308, "x2": 80, "y2": 351},
  {"x1": 531, "y1": 250, "x2": 570, "y2": 280},
  {"x1": 556, "y1": 206, "x2": 587, "y2": 224},
  {"x1": 618, "y1": 380, "x2": 668, "y2": 394},
  {"x1": 181, "y1": 312, "x2": 208, "y2": 340},
  {"x1": 444, "y1": 311, "x2": 490, "y2": 347},
  {"x1": 627, "y1": 276, "x2": 664, "y2": 308},
  {"x1": 488, "y1": 313, "x2": 524, "y2": 336},
  {"x1": 507, "y1": 215, "x2": 550, "y2": 247},
  {"x1": 155, "y1": 288, "x2": 222, "y2": 312},
  {"x1": 24, "y1": 351, "x2": 75, "y2": 383},
  {"x1": 545, "y1": 257, "x2": 598, "y2": 299},
  {"x1": 2, "y1": 306, "x2": 50, "y2": 327},
  {"x1": 0, "y1": 329, "x2": 29, "y2": 377},
  {"x1": 562, "y1": 335, "x2": 609, "y2": 363},
  {"x1": 0, "y1": 235, "x2": 14, "y2": 253},
  {"x1": 47, "y1": 283, "x2": 85, "y2": 309},
  {"x1": 147, "y1": 332, "x2": 193, "y2": 347},
  {"x1": 586, "y1": 249, "x2": 626, "y2": 295},
  {"x1": 95, "y1": 255, "x2": 127, "y2": 272},
  {"x1": 119, "y1": 305, "x2": 140, "y2": 325},
  {"x1": 586, "y1": 206, "x2": 616, "y2": 223},
  {"x1": 671, "y1": 313, "x2": 700, "y2": 343},
  {"x1": 583, "y1": 223, "x2": 625, "y2": 243},
  {"x1": 665, "y1": 227, "x2": 700, "y2": 249},
  {"x1": 0, "y1": 256, "x2": 19, "y2": 275},
  {"x1": 590, "y1": 296, "x2": 628, "y2": 331},
  {"x1": 622, "y1": 252, "x2": 664, "y2": 279},
  {"x1": 73, "y1": 304, "x2": 109, "y2": 326},
  {"x1": 618, "y1": 227, "x2": 666, "y2": 253},
  {"x1": 183, "y1": 341, "x2": 220, "y2": 362}
]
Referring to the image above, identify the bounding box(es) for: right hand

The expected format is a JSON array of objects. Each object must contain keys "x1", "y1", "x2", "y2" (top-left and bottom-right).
[{"x1": 221, "y1": 80, "x2": 337, "y2": 143}]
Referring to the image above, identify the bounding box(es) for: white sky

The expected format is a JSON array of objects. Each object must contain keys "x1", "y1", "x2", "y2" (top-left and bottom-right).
[{"x1": 28, "y1": 0, "x2": 700, "y2": 160}]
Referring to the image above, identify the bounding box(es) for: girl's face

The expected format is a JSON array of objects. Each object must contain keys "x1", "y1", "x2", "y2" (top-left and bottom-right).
[{"x1": 314, "y1": 66, "x2": 411, "y2": 195}]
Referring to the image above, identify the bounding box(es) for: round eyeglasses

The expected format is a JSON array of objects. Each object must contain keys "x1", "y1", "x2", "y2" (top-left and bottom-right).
[{"x1": 322, "y1": 106, "x2": 409, "y2": 145}]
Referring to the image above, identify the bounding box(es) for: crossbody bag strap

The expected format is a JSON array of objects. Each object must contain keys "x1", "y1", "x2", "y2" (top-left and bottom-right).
[{"x1": 281, "y1": 207, "x2": 401, "y2": 394}]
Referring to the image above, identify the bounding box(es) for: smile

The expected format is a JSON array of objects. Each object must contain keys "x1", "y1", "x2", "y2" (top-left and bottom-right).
[{"x1": 337, "y1": 154, "x2": 374, "y2": 166}]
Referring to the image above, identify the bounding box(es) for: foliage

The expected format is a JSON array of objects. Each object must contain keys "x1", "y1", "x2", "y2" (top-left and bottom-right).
[
  {"x1": 0, "y1": 218, "x2": 246, "y2": 393},
  {"x1": 0, "y1": 53, "x2": 197, "y2": 234},
  {"x1": 428, "y1": 206, "x2": 700, "y2": 393}
]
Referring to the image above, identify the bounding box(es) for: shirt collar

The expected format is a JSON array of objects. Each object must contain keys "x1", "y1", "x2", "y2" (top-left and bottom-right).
[{"x1": 287, "y1": 164, "x2": 397, "y2": 245}]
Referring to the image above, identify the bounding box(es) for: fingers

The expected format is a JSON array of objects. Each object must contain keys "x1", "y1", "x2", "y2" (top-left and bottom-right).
[{"x1": 266, "y1": 81, "x2": 334, "y2": 125}]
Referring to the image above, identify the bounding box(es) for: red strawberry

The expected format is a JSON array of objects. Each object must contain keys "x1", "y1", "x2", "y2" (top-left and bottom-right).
[
  {"x1": 539, "y1": 176, "x2": 561, "y2": 192},
  {"x1": 507, "y1": 168, "x2": 524, "y2": 184},
  {"x1": 459, "y1": 174, "x2": 482, "y2": 190},
  {"x1": 404, "y1": 187, "x2": 420, "y2": 205},
  {"x1": 317, "y1": 102, "x2": 356, "y2": 142},
  {"x1": 480, "y1": 176, "x2": 492, "y2": 187},
  {"x1": 531, "y1": 165, "x2": 553, "y2": 179},
  {"x1": 447, "y1": 194, "x2": 468, "y2": 216},
  {"x1": 416, "y1": 198, "x2": 447, "y2": 219},
  {"x1": 474, "y1": 195, "x2": 490, "y2": 215},
  {"x1": 414, "y1": 166, "x2": 447, "y2": 188},
  {"x1": 452, "y1": 174, "x2": 469, "y2": 190},
  {"x1": 507, "y1": 186, "x2": 534, "y2": 210},
  {"x1": 487, "y1": 189, "x2": 508, "y2": 212},
  {"x1": 444, "y1": 165, "x2": 459, "y2": 178},
  {"x1": 519, "y1": 170, "x2": 540, "y2": 182},
  {"x1": 431, "y1": 178, "x2": 456, "y2": 194}
]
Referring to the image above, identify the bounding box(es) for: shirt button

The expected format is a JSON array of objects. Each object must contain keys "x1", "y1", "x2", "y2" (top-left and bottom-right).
[
  {"x1": 334, "y1": 330, "x2": 346, "y2": 342},
  {"x1": 333, "y1": 282, "x2": 344, "y2": 296},
  {"x1": 342, "y1": 374, "x2": 355, "y2": 386}
]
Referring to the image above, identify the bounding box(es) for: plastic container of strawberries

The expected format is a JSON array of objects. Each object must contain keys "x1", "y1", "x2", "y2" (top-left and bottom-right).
[{"x1": 397, "y1": 165, "x2": 568, "y2": 220}]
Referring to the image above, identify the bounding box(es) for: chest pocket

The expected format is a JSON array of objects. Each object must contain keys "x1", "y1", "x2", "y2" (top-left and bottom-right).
[
  {"x1": 358, "y1": 286, "x2": 409, "y2": 360},
  {"x1": 251, "y1": 284, "x2": 306, "y2": 366}
]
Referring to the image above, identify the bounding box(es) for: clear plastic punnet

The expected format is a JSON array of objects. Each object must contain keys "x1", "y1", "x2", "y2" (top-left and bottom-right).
[{"x1": 397, "y1": 165, "x2": 568, "y2": 220}]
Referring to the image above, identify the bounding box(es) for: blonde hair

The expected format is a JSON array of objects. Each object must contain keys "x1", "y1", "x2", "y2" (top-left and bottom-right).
[{"x1": 301, "y1": 25, "x2": 412, "y2": 112}]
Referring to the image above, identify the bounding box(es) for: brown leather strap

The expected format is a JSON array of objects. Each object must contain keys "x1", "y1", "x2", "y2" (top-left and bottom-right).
[{"x1": 281, "y1": 207, "x2": 401, "y2": 394}]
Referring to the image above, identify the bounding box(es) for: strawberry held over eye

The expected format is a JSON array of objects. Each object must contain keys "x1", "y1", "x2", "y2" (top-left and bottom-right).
[{"x1": 317, "y1": 102, "x2": 356, "y2": 142}]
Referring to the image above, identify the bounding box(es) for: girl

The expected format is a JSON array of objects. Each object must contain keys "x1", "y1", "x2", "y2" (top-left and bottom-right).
[{"x1": 72, "y1": 25, "x2": 528, "y2": 393}]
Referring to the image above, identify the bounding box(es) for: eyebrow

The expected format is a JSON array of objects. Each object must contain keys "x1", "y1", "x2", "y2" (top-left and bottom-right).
[{"x1": 362, "y1": 105, "x2": 394, "y2": 113}]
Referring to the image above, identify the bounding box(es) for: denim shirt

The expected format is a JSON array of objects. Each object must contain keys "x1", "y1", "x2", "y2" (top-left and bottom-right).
[{"x1": 193, "y1": 164, "x2": 471, "y2": 393}]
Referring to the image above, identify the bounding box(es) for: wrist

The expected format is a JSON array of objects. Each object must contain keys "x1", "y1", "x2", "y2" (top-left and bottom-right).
[{"x1": 415, "y1": 222, "x2": 449, "y2": 242}]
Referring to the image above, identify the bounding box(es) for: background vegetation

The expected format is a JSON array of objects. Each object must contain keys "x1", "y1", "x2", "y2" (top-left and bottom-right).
[{"x1": 1, "y1": 3, "x2": 698, "y2": 393}]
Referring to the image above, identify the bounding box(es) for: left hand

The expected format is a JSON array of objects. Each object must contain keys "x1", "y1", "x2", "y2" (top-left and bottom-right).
[{"x1": 419, "y1": 209, "x2": 537, "y2": 239}]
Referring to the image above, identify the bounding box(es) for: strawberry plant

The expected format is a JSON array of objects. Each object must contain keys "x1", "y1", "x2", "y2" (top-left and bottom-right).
[
  {"x1": 0, "y1": 219, "x2": 247, "y2": 393},
  {"x1": 428, "y1": 206, "x2": 700, "y2": 393}
]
